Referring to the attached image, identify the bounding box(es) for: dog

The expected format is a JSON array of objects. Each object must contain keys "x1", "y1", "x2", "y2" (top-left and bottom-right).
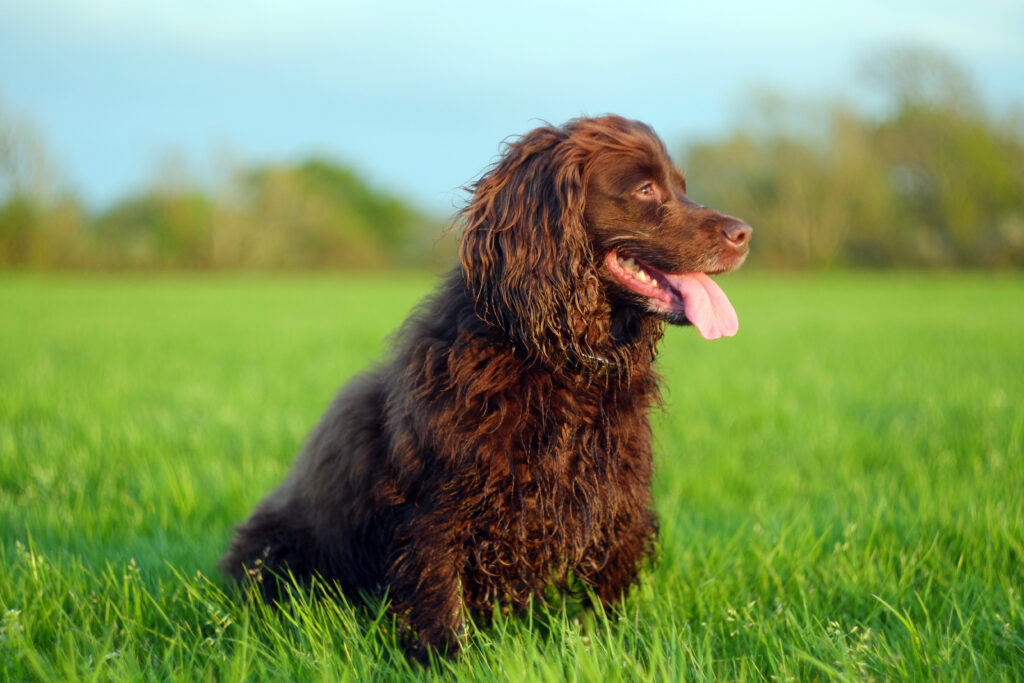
[{"x1": 220, "y1": 114, "x2": 751, "y2": 657}]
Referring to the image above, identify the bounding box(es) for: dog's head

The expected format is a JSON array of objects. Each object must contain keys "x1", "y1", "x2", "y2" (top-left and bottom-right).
[
  {"x1": 578, "y1": 116, "x2": 751, "y2": 338},
  {"x1": 460, "y1": 115, "x2": 751, "y2": 367}
]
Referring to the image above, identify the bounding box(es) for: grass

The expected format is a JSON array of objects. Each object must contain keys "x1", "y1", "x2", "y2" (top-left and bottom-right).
[{"x1": 1, "y1": 270, "x2": 1022, "y2": 680}]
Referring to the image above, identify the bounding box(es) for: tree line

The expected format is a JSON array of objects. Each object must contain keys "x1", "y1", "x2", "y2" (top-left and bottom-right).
[
  {"x1": 682, "y1": 47, "x2": 1024, "y2": 268},
  {"x1": 2, "y1": 46, "x2": 1022, "y2": 270},
  {"x1": 0, "y1": 143, "x2": 451, "y2": 269}
]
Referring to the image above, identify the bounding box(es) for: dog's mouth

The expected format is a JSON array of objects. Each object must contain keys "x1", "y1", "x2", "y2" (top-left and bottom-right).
[{"x1": 604, "y1": 250, "x2": 739, "y2": 340}]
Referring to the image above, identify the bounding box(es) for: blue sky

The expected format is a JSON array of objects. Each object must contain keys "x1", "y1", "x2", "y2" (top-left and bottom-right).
[{"x1": 1, "y1": 0, "x2": 1022, "y2": 213}]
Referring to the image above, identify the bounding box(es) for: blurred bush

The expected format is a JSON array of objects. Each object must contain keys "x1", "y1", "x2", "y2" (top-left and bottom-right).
[
  {"x1": 0, "y1": 96, "x2": 451, "y2": 269},
  {"x1": 683, "y1": 46, "x2": 1024, "y2": 268},
  {"x1": 2, "y1": 45, "x2": 1022, "y2": 270},
  {"x1": 88, "y1": 159, "x2": 447, "y2": 269}
]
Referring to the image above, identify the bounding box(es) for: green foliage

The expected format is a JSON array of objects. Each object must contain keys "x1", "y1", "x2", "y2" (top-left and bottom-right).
[
  {"x1": 2, "y1": 45, "x2": 1023, "y2": 270},
  {"x1": 84, "y1": 158, "x2": 448, "y2": 270},
  {"x1": 1, "y1": 272, "x2": 1022, "y2": 679},
  {"x1": 1, "y1": 89, "x2": 448, "y2": 269},
  {"x1": 0, "y1": 192, "x2": 86, "y2": 268},
  {"x1": 0, "y1": 97, "x2": 87, "y2": 268},
  {"x1": 0, "y1": 193, "x2": 38, "y2": 264},
  {"x1": 684, "y1": 47, "x2": 1024, "y2": 268},
  {"x1": 872, "y1": 104, "x2": 1024, "y2": 265},
  {"x1": 93, "y1": 190, "x2": 216, "y2": 268},
  {"x1": 230, "y1": 158, "x2": 443, "y2": 268}
]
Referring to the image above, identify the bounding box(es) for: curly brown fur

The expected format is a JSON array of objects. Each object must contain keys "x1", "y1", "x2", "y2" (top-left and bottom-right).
[{"x1": 220, "y1": 114, "x2": 752, "y2": 657}]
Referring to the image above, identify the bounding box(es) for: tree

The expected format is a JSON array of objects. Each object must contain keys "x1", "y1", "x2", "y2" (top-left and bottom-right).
[
  {"x1": 0, "y1": 97, "x2": 85, "y2": 267},
  {"x1": 682, "y1": 47, "x2": 1024, "y2": 267},
  {"x1": 221, "y1": 158, "x2": 443, "y2": 268}
]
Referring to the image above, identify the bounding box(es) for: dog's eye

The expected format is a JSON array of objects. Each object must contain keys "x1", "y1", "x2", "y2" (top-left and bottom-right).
[{"x1": 636, "y1": 183, "x2": 660, "y2": 201}]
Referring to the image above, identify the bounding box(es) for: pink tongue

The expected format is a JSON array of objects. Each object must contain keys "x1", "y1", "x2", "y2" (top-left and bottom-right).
[{"x1": 663, "y1": 272, "x2": 738, "y2": 340}]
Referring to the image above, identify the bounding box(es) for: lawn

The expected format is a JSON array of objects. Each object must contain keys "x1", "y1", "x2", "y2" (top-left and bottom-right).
[{"x1": 1, "y1": 271, "x2": 1022, "y2": 680}]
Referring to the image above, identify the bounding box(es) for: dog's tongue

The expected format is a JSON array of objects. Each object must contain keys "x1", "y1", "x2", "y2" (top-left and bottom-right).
[{"x1": 663, "y1": 272, "x2": 738, "y2": 340}]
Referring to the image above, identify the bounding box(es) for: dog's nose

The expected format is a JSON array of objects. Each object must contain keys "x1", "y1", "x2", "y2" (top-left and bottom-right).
[{"x1": 722, "y1": 221, "x2": 752, "y2": 249}]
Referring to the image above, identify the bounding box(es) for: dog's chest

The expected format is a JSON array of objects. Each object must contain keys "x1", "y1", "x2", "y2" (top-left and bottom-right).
[{"x1": 459, "y1": 404, "x2": 648, "y2": 609}]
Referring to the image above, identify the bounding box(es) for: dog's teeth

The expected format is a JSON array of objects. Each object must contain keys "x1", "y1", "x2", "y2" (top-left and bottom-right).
[{"x1": 619, "y1": 256, "x2": 637, "y2": 270}]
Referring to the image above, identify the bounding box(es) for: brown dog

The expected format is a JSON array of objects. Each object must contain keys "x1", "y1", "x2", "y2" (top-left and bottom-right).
[{"x1": 220, "y1": 115, "x2": 751, "y2": 657}]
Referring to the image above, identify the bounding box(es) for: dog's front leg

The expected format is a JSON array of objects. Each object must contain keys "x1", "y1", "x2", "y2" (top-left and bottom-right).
[
  {"x1": 582, "y1": 509, "x2": 657, "y2": 607},
  {"x1": 385, "y1": 515, "x2": 466, "y2": 660}
]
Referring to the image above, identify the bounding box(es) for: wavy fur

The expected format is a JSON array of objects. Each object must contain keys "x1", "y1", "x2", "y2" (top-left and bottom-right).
[{"x1": 220, "y1": 115, "x2": 751, "y2": 657}]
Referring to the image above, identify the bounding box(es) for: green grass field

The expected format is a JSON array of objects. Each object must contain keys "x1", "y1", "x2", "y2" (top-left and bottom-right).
[{"x1": 1, "y1": 271, "x2": 1022, "y2": 681}]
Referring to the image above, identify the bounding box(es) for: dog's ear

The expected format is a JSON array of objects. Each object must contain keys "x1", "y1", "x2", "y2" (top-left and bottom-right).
[{"x1": 459, "y1": 126, "x2": 606, "y2": 367}]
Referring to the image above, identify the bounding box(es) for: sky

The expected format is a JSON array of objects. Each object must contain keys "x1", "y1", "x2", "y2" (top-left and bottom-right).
[{"x1": 1, "y1": 0, "x2": 1022, "y2": 214}]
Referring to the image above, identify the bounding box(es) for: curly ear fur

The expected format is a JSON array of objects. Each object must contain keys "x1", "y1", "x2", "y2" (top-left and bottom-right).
[{"x1": 459, "y1": 124, "x2": 609, "y2": 367}]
